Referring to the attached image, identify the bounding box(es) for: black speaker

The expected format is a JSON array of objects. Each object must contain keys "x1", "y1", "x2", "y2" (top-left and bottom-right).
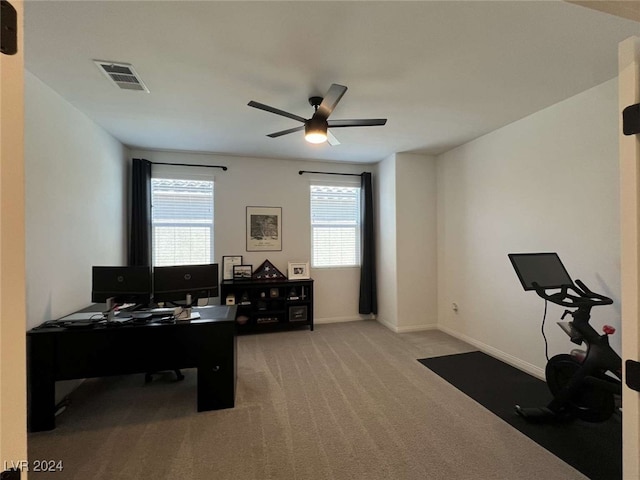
[{"x1": 623, "y1": 103, "x2": 640, "y2": 136}]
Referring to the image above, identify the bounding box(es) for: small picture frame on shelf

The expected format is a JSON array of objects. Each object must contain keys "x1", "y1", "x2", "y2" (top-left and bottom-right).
[
  {"x1": 222, "y1": 255, "x2": 243, "y2": 280},
  {"x1": 288, "y1": 262, "x2": 310, "y2": 279},
  {"x1": 233, "y1": 264, "x2": 253, "y2": 280},
  {"x1": 270, "y1": 287, "x2": 279, "y2": 298}
]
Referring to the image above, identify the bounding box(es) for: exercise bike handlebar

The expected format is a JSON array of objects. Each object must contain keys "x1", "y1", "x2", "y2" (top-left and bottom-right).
[{"x1": 531, "y1": 279, "x2": 613, "y2": 308}]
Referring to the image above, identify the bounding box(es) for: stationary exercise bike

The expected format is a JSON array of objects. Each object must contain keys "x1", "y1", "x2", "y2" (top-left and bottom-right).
[{"x1": 509, "y1": 253, "x2": 622, "y2": 422}]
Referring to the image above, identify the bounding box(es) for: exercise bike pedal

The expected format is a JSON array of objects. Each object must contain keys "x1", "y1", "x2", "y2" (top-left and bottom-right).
[{"x1": 515, "y1": 405, "x2": 573, "y2": 423}]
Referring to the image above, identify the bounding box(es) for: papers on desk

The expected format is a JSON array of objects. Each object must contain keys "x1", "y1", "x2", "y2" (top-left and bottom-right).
[
  {"x1": 58, "y1": 309, "x2": 204, "y2": 325},
  {"x1": 117, "y1": 303, "x2": 137, "y2": 310},
  {"x1": 104, "y1": 316, "x2": 133, "y2": 324},
  {"x1": 175, "y1": 311, "x2": 201, "y2": 322}
]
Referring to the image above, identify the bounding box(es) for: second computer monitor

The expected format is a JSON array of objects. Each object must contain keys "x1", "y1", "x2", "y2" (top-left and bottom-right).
[{"x1": 153, "y1": 263, "x2": 219, "y2": 304}]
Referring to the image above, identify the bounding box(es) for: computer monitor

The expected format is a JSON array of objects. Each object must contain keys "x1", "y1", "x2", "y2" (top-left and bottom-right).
[
  {"x1": 153, "y1": 263, "x2": 219, "y2": 304},
  {"x1": 508, "y1": 252, "x2": 573, "y2": 291},
  {"x1": 91, "y1": 266, "x2": 152, "y2": 305}
]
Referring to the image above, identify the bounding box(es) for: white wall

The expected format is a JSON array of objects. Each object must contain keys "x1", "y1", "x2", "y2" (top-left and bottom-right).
[
  {"x1": 437, "y1": 78, "x2": 621, "y2": 377},
  {"x1": 376, "y1": 154, "x2": 398, "y2": 329},
  {"x1": 376, "y1": 153, "x2": 438, "y2": 332},
  {"x1": 130, "y1": 149, "x2": 375, "y2": 323},
  {"x1": 396, "y1": 153, "x2": 438, "y2": 331},
  {"x1": 25, "y1": 72, "x2": 129, "y2": 330}
]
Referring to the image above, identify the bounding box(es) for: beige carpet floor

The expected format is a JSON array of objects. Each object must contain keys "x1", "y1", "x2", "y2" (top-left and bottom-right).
[{"x1": 28, "y1": 320, "x2": 587, "y2": 479}]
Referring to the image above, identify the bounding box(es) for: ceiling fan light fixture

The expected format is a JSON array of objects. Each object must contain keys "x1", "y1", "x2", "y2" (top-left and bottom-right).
[
  {"x1": 305, "y1": 131, "x2": 327, "y2": 144},
  {"x1": 305, "y1": 118, "x2": 328, "y2": 144}
]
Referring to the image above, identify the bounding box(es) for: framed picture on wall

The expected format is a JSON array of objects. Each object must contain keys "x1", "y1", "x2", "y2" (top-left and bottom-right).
[
  {"x1": 222, "y1": 255, "x2": 243, "y2": 280},
  {"x1": 246, "y1": 206, "x2": 282, "y2": 251}
]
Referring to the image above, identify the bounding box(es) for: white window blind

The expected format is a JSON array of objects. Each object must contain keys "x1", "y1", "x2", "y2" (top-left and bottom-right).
[
  {"x1": 310, "y1": 184, "x2": 361, "y2": 268},
  {"x1": 151, "y1": 178, "x2": 214, "y2": 267}
]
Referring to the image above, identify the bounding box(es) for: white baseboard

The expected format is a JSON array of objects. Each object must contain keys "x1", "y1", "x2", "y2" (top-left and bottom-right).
[
  {"x1": 396, "y1": 323, "x2": 438, "y2": 333},
  {"x1": 376, "y1": 317, "x2": 394, "y2": 331},
  {"x1": 376, "y1": 317, "x2": 438, "y2": 333},
  {"x1": 315, "y1": 316, "x2": 365, "y2": 325},
  {"x1": 436, "y1": 325, "x2": 545, "y2": 380}
]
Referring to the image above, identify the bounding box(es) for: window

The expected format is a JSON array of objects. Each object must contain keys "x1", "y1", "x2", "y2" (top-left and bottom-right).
[
  {"x1": 310, "y1": 184, "x2": 361, "y2": 268},
  {"x1": 151, "y1": 177, "x2": 214, "y2": 267}
]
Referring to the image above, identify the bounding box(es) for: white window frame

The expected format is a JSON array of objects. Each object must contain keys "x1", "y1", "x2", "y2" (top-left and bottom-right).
[
  {"x1": 151, "y1": 165, "x2": 215, "y2": 267},
  {"x1": 309, "y1": 179, "x2": 362, "y2": 269}
]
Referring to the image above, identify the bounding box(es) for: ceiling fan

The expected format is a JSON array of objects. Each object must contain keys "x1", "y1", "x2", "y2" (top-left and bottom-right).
[{"x1": 248, "y1": 83, "x2": 387, "y2": 145}]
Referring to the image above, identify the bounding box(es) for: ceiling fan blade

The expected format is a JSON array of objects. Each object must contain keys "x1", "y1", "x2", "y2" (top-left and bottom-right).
[
  {"x1": 328, "y1": 119, "x2": 387, "y2": 128},
  {"x1": 316, "y1": 84, "x2": 347, "y2": 119},
  {"x1": 248, "y1": 101, "x2": 307, "y2": 123},
  {"x1": 327, "y1": 131, "x2": 340, "y2": 146},
  {"x1": 267, "y1": 125, "x2": 305, "y2": 138}
]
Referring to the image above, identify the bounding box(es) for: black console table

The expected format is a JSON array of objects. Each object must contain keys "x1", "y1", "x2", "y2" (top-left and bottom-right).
[{"x1": 27, "y1": 305, "x2": 237, "y2": 432}]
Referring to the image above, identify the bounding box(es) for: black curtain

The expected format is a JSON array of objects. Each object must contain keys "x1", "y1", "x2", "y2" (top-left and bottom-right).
[
  {"x1": 128, "y1": 158, "x2": 152, "y2": 266},
  {"x1": 359, "y1": 172, "x2": 377, "y2": 314}
]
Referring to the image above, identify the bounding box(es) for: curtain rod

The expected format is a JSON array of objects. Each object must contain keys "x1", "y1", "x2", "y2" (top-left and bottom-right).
[
  {"x1": 151, "y1": 161, "x2": 227, "y2": 171},
  {"x1": 298, "y1": 170, "x2": 362, "y2": 177}
]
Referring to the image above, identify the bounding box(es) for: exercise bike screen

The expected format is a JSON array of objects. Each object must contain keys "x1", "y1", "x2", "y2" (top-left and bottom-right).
[{"x1": 508, "y1": 252, "x2": 573, "y2": 291}]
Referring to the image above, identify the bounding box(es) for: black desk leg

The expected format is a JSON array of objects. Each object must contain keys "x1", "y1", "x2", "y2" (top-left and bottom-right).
[
  {"x1": 196, "y1": 360, "x2": 235, "y2": 411},
  {"x1": 27, "y1": 336, "x2": 56, "y2": 432}
]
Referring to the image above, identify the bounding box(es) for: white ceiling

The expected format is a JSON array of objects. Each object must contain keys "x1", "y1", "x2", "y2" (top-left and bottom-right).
[{"x1": 24, "y1": 1, "x2": 640, "y2": 163}]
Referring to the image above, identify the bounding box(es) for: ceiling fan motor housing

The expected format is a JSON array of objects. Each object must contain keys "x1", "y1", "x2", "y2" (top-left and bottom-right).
[
  {"x1": 309, "y1": 96, "x2": 324, "y2": 108},
  {"x1": 305, "y1": 116, "x2": 329, "y2": 143},
  {"x1": 306, "y1": 116, "x2": 328, "y2": 131}
]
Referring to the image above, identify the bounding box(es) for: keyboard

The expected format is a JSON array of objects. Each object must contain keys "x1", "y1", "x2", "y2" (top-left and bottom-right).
[{"x1": 148, "y1": 307, "x2": 175, "y2": 316}]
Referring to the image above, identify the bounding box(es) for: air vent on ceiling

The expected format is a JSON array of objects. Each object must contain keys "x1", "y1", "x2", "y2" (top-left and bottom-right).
[{"x1": 94, "y1": 60, "x2": 150, "y2": 93}]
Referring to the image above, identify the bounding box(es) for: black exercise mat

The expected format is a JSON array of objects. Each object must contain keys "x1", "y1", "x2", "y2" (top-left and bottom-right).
[{"x1": 418, "y1": 351, "x2": 621, "y2": 480}]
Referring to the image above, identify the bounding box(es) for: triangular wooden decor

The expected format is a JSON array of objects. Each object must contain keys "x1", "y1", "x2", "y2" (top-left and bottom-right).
[{"x1": 252, "y1": 259, "x2": 286, "y2": 280}]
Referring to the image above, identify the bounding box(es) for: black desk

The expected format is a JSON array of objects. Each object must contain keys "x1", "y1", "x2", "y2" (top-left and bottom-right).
[{"x1": 27, "y1": 305, "x2": 237, "y2": 432}]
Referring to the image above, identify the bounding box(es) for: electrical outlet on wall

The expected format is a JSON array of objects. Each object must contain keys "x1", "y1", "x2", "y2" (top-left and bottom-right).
[{"x1": 452, "y1": 302, "x2": 459, "y2": 313}]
